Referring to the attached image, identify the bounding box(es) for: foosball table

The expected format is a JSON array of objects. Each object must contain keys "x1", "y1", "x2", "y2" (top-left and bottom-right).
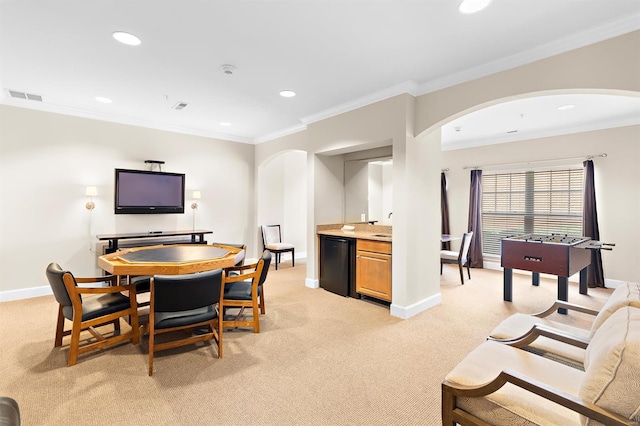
[{"x1": 501, "y1": 233, "x2": 614, "y2": 314}]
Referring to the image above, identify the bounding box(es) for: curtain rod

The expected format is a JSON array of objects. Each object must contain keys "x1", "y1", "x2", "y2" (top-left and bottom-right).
[{"x1": 462, "y1": 153, "x2": 607, "y2": 170}]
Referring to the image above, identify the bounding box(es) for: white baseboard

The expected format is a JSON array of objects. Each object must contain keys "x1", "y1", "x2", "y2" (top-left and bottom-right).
[
  {"x1": 390, "y1": 292, "x2": 442, "y2": 319},
  {"x1": 305, "y1": 278, "x2": 319, "y2": 289},
  {"x1": 484, "y1": 260, "x2": 623, "y2": 289},
  {"x1": 0, "y1": 285, "x2": 52, "y2": 302}
]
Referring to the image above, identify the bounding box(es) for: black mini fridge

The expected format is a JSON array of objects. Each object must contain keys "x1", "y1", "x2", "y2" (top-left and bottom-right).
[{"x1": 319, "y1": 235, "x2": 358, "y2": 298}]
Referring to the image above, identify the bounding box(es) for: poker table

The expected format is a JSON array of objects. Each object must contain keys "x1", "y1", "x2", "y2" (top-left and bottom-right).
[{"x1": 98, "y1": 244, "x2": 244, "y2": 276}]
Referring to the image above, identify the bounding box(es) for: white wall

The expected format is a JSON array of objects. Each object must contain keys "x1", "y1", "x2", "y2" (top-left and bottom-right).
[
  {"x1": 0, "y1": 106, "x2": 255, "y2": 296},
  {"x1": 257, "y1": 150, "x2": 307, "y2": 260},
  {"x1": 441, "y1": 125, "x2": 640, "y2": 283}
]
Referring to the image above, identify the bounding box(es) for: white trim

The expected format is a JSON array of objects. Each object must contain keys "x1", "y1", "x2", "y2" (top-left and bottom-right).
[
  {"x1": 484, "y1": 260, "x2": 622, "y2": 289},
  {"x1": 0, "y1": 285, "x2": 52, "y2": 302},
  {"x1": 418, "y1": 14, "x2": 640, "y2": 96},
  {"x1": 254, "y1": 123, "x2": 308, "y2": 144},
  {"x1": 390, "y1": 292, "x2": 442, "y2": 319},
  {"x1": 305, "y1": 278, "x2": 319, "y2": 289}
]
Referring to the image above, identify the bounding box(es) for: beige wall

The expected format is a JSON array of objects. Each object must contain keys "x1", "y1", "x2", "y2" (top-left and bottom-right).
[
  {"x1": 441, "y1": 125, "x2": 640, "y2": 283},
  {"x1": 0, "y1": 106, "x2": 255, "y2": 295},
  {"x1": 256, "y1": 31, "x2": 640, "y2": 317}
]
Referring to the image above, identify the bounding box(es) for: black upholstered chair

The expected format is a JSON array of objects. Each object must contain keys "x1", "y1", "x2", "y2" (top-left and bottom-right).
[
  {"x1": 440, "y1": 231, "x2": 474, "y2": 284},
  {"x1": 0, "y1": 397, "x2": 20, "y2": 426},
  {"x1": 45, "y1": 262, "x2": 140, "y2": 366},
  {"x1": 223, "y1": 250, "x2": 272, "y2": 333},
  {"x1": 148, "y1": 268, "x2": 224, "y2": 376},
  {"x1": 261, "y1": 225, "x2": 294, "y2": 270}
]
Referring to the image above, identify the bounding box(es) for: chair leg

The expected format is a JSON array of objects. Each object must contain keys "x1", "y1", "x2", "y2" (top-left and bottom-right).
[
  {"x1": 275, "y1": 253, "x2": 279, "y2": 270},
  {"x1": 291, "y1": 249, "x2": 295, "y2": 267},
  {"x1": 68, "y1": 317, "x2": 82, "y2": 367},
  {"x1": 259, "y1": 287, "x2": 265, "y2": 315},
  {"x1": 148, "y1": 329, "x2": 155, "y2": 376},
  {"x1": 55, "y1": 305, "x2": 65, "y2": 347},
  {"x1": 458, "y1": 263, "x2": 464, "y2": 285},
  {"x1": 466, "y1": 263, "x2": 471, "y2": 280},
  {"x1": 252, "y1": 299, "x2": 260, "y2": 333},
  {"x1": 440, "y1": 262, "x2": 443, "y2": 275}
]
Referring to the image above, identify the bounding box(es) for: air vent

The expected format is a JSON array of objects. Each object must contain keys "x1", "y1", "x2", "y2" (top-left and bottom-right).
[
  {"x1": 506, "y1": 129, "x2": 518, "y2": 134},
  {"x1": 8, "y1": 89, "x2": 43, "y2": 101},
  {"x1": 173, "y1": 102, "x2": 188, "y2": 110}
]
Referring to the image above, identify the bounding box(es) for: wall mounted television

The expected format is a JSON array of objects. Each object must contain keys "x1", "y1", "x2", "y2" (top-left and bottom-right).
[{"x1": 114, "y1": 168, "x2": 185, "y2": 214}]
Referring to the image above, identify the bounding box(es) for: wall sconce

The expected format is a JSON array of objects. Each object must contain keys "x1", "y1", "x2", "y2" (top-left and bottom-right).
[
  {"x1": 191, "y1": 190, "x2": 201, "y2": 210},
  {"x1": 191, "y1": 191, "x2": 201, "y2": 230},
  {"x1": 85, "y1": 186, "x2": 98, "y2": 210}
]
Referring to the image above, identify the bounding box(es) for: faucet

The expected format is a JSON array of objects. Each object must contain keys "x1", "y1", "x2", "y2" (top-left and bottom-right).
[{"x1": 388, "y1": 212, "x2": 393, "y2": 218}]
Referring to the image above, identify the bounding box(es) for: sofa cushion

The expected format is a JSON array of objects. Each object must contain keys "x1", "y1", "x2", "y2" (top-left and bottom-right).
[
  {"x1": 581, "y1": 306, "x2": 640, "y2": 425},
  {"x1": 589, "y1": 282, "x2": 640, "y2": 338},
  {"x1": 445, "y1": 341, "x2": 584, "y2": 426}
]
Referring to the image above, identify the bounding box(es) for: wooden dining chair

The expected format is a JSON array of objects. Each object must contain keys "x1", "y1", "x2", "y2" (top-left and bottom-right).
[
  {"x1": 45, "y1": 262, "x2": 140, "y2": 366},
  {"x1": 148, "y1": 268, "x2": 224, "y2": 376},
  {"x1": 261, "y1": 225, "x2": 294, "y2": 270},
  {"x1": 222, "y1": 250, "x2": 271, "y2": 333},
  {"x1": 440, "y1": 231, "x2": 474, "y2": 284}
]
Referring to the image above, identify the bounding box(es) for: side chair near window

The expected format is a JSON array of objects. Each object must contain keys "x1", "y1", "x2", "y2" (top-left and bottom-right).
[
  {"x1": 45, "y1": 263, "x2": 140, "y2": 367},
  {"x1": 440, "y1": 231, "x2": 473, "y2": 284},
  {"x1": 261, "y1": 224, "x2": 294, "y2": 270},
  {"x1": 148, "y1": 268, "x2": 224, "y2": 376},
  {"x1": 223, "y1": 250, "x2": 272, "y2": 333}
]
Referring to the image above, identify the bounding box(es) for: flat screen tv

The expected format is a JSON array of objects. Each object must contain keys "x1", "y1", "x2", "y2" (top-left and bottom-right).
[{"x1": 114, "y1": 168, "x2": 185, "y2": 214}]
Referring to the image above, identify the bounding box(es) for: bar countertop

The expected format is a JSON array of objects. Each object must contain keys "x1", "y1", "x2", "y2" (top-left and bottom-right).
[{"x1": 316, "y1": 223, "x2": 392, "y2": 242}]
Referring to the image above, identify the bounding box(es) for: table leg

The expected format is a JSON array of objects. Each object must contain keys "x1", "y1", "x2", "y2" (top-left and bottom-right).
[
  {"x1": 557, "y1": 276, "x2": 568, "y2": 314},
  {"x1": 503, "y1": 268, "x2": 513, "y2": 302},
  {"x1": 579, "y1": 267, "x2": 588, "y2": 295},
  {"x1": 532, "y1": 272, "x2": 540, "y2": 287}
]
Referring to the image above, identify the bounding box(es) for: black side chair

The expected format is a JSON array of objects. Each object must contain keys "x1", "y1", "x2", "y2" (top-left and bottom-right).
[
  {"x1": 261, "y1": 225, "x2": 294, "y2": 270},
  {"x1": 223, "y1": 250, "x2": 272, "y2": 333},
  {"x1": 148, "y1": 268, "x2": 224, "y2": 376},
  {"x1": 440, "y1": 231, "x2": 474, "y2": 284},
  {"x1": 45, "y1": 263, "x2": 140, "y2": 366}
]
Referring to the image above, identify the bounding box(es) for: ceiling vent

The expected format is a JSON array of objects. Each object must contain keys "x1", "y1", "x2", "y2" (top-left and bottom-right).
[
  {"x1": 221, "y1": 64, "x2": 236, "y2": 75},
  {"x1": 8, "y1": 90, "x2": 42, "y2": 101},
  {"x1": 173, "y1": 102, "x2": 188, "y2": 111}
]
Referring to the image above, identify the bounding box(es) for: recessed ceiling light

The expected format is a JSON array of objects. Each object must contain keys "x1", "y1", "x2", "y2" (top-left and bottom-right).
[
  {"x1": 557, "y1": 104, "x2": 576, "y2": 111},
  {"x1": 279, "y1": 90, "x2": 296, "y2": 98},
  {"x1": 219, "y1": 122, "x2": 231, "y2": 127},
  {"x1": 95, "y1": 96, "x2": 112, "y2": 104},
  {"x1": 112, "y1": 31, "x2": 141, "y2": 46},
  {"x1": 458, "y1": 0, "x2": 492, "y2": 14}
]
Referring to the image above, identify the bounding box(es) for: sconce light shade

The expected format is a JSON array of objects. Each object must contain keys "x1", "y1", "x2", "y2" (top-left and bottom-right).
[
  {"x1": 85, "y1": 186, "x2": 98, "y2": 197},
  {"x1": 192, "y1": 191, "x2": 202, "y2": 200},
  {"x1": 85, "y1": 186, "x2": 97, "y2": 210}
]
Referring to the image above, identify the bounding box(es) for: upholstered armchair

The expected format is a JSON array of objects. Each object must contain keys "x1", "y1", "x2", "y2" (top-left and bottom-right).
[{"x1": 442, "y1": 306, "x2": 640, "y2": 425}]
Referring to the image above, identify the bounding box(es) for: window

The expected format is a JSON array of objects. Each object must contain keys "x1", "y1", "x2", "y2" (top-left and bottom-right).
[{"x1": 481, "y1": 168, "x2": 584, "y2": 255}]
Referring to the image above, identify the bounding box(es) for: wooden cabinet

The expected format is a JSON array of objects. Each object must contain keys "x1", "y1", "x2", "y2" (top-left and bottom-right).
[{"x1": 356, "y1": 239, "x2": 392, "y2": 301}]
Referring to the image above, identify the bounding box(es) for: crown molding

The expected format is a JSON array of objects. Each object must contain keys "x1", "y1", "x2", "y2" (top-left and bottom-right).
[
  {"x1": 0, "y1": 97, "x2": 254, "y2": 144},
  {"x1": 417, "y1": 14, "x2": 640, "y2": 96},
  {"x1": 253, "y1": 123, "x2": 308, "y2": 144}
]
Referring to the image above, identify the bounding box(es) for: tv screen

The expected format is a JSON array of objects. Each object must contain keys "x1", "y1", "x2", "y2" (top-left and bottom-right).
[{"x1": 114, "y1": 168, "x2": 185, "y2": 214}]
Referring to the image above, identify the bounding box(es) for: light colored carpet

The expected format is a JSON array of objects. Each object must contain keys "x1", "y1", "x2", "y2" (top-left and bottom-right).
[{"x1": 0, "y1": 262, "x2": 611, "y2": 425}]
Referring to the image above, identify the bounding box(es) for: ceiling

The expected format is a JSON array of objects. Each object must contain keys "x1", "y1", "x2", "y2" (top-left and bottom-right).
[{"x1": 1, "y1": 1, "x2": 639, "y2": 146}]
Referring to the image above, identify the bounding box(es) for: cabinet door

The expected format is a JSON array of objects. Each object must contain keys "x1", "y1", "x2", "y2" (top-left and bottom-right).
[{"x1": 356, "y1": 250, "x2": 392, "y2": 301}]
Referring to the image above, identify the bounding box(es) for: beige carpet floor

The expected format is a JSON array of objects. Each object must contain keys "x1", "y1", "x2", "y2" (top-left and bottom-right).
[{"x1": 0, "y1": 262, "x2": 611, "y2": 425}]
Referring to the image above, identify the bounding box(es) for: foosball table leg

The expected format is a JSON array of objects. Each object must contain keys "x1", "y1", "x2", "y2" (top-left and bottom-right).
[
  {"x1": 532, "y1": 272, "x2": 540, "y2": 287},
  {"x1": 579, "y1": 267, "x2": 588, "y2": 295},
  {"x1": 503, "y1": 268, "x2": 513, "y2": 302},
  {"x1": 557, "y1": 276, "x2": 568, "y2": 314}
]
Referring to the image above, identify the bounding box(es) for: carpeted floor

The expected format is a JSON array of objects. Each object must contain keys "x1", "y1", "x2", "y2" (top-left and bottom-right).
[{"x1": 0, "y1": 262, "x2": 611, "y2": 425}]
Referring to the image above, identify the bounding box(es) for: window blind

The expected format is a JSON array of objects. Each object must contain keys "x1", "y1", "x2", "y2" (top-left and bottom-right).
[{"x1": 481, "y1": 168, "x2": 584, "y2": 255}]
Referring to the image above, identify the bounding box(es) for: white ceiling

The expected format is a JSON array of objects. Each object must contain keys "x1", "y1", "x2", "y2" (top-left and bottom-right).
[{"x1": 1, "y1": 0, "x2": 639, "y2": 146}]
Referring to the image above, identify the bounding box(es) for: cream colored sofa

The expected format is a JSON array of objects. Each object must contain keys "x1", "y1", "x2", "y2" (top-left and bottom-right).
[
  {"x1": 442, "y1": 306, "x2": 640, "y2": 425},
  {"x1": 488, "y1": 282, "x2": 640, "y2": 368}
]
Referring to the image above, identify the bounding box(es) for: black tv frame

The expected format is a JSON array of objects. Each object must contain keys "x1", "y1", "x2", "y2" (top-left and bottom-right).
[{"x1": 114, "y1": 168, "x2": 185, "y2": 215}]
